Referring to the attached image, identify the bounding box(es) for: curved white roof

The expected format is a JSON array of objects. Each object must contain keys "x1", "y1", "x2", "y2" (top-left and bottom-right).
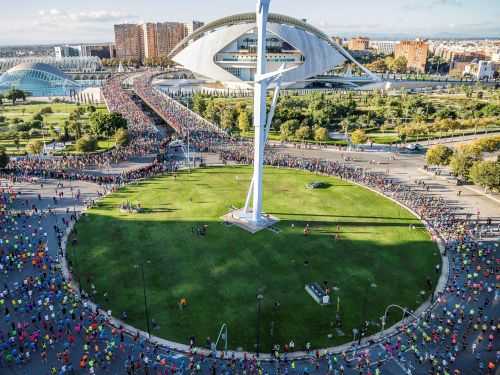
[
  {"x1": 172, "y1": 13, "x2": 353, "y2": 86},
  {"x1": 170, "y1": 13, "x2": 348, "y2": 59},
  {"x1": 5, "y1": 62, "x2": 69, "y2": 80}
]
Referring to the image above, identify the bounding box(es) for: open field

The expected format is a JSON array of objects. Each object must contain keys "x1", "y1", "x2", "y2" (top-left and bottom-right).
[{"x1": 70, "y1": 166, "x2": 440, "y2": 351}]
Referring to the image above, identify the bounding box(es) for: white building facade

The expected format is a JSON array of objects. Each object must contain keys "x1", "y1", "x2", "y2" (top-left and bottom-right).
[
  {"x1": 369, "y1": 41, "x2": 397, "y2": 55},
  {"x1": 170, "y1": 13, "x2": 366, "y2": 88}
]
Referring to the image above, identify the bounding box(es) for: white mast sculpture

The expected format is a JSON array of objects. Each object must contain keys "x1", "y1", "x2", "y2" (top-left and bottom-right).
[{"x1": 225, "y1": 0, "x2": 297, "y2": 233}]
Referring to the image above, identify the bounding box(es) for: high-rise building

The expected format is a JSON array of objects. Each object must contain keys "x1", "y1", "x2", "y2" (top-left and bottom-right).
[
  {"x1": 156, "y1": 22, "x2": 187, "y2": 57},
  {"x1": 184, "y1": 21, "x2": 204, "y2": 37},
  {"x1": 347, "y1": 37, "x2": 370, "y2": 51},
  {"x1": 115, "y1": 20, "x2": 205, "y2": 62},
  {"x1": 142, "y1": 23, "x2": 158, "y2": 59},
  {"x1": 394, "y1": 39, "x2": 429, "y2": 73},
  {"x1": 114, "y1": 24, "x2": 143, "y2": 61}
]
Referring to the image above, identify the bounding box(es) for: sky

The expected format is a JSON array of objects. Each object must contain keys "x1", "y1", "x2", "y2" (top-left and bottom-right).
[{"x1": 1, "y1": 0, "x2": 499, "y2": 45}]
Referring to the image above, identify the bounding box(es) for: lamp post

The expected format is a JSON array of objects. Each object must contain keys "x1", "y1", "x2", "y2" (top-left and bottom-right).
[
  {"x1": 256, "y1": 293, "x2": 264, "y2": 357},
  {"x1": 134, "y1": 260, "x2": 152, "y2": 338},
  {"x1": 381, "y1": 304, "x2": 419, "y2": 333}
]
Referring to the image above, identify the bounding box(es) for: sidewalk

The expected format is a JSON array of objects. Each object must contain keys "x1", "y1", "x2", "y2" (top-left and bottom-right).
[{"x1": 418, "y1": 167, "x2": 500, "y2": 205}]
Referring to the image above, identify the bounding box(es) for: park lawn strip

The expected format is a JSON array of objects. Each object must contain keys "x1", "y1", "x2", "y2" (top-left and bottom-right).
[
  {"x1": 0, "y1": 102, "x2": 107, "y2": 128},
  {"x1": 70, "y1": 166, "x2": 440, "y2": 351}
]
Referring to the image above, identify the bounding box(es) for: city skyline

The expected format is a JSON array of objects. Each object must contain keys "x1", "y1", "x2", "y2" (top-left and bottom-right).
[{"x1": 1, "y1": 0, "x2": 500, "y2": 46}]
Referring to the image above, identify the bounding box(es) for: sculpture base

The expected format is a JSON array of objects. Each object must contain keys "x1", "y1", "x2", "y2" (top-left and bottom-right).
[{"x1": 221, "y1": 209, "x2": 279, "y2": 234}]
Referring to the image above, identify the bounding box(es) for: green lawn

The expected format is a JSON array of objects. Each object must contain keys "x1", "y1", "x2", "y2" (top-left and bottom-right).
[
  {"x1": 0, "y1": 138, "x2": 43, "y2": 156},
  {"x1": 0, "y1": 102, "x2": 107, "y2": 128},
  {"x1": 70, "y1": 166, "x2": 440, "y2": 351},
  {"x1": 0, "y1": 102, "x2": 112, "y2": 155}
]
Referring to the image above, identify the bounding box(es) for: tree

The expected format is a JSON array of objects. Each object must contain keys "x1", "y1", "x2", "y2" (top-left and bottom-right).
[
  {"x1": 89, "y1": 112, "x2": 127, "y2": 137},
  {"x1": 384, "y1": 56, "x2": 395, "y2": 72},
  {"x1": 26, "y1": 140, "x2": 44, "y2": 155},
  {"x1": 75, "y1": 136, "x2": 98, "y2": 153},
  {"x1": 280, "y1": 119, "x2": 300, "y2": 141},
  {"x1": 311, "y1": 109, "x2": 329, "y2": 128},
  {"x1": 351, "y1": 129, "x2": 368, "y2": 145},
  {"x1": 192, "y1": 94, "x2": 207, "y2": 115},
  {"x1": 115, "y1": 128, "x2": 129, "y2": 146},
  {"x1": 0, "y1": 146, "x2": 9, "y2": 169},
  {"x1": 314, "y1": 127, "x2": 329, "y2": 142},
  {"x1": 366, "y1": 59, "x2": 388, "y2": 73},
  {"x1": 40, "y1": 106, "x2": 53, "y2": 114},
  {"x1": 425, "y1": 145, "x2": 453, "y2": 166},
  {"x1": 70, "y1": 121, "x2": 83, "y2": 139},
  {"x1": 220, "y1": 108, "x2": 235, "y2": 131},
  {"x1": 391, "y1": 56, "x2": 408, "y2": 74},
  {"x1": 295, "y1": 126, "x2": 311, "y2": 141},
  {"x1": 237, "y1": 110, "x2": 250, "y2": 134},
  {"x1": 449, "y1": 150, "x2": 478, "y2": 180},
  {"x1": 473, "y1": 136, "x2": 500, "y2": 153},
  {"x1": 469, "y1": 160, "x2": 500, "y2": 192},
  {"x1": 204, "y1": 100, "x2": 218, "y2": 124},
  {"x1": 5, "y1": 89, "x2": 26, "y2": 105}
]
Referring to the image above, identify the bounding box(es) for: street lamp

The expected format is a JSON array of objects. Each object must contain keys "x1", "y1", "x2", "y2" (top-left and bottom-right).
[
  {"x1": 134, "y1": 260, "x2": 152, "y2": 338},
  {"x1": 256, "y1": 293, "x2": 264, "y2": 357},
  {"x1": 380, "y1": 304, "x2": 419, "y2": 332}
]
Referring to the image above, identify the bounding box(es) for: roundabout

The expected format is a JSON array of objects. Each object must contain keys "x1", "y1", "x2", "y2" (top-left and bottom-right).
[{"x1": 69, "y1": 166, "x2": 440, "y2": 352}]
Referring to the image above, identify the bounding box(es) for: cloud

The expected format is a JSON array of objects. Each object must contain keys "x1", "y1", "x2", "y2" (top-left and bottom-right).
[{"x1": 36, "y1": 9, "x2": 138, "y2": 27}]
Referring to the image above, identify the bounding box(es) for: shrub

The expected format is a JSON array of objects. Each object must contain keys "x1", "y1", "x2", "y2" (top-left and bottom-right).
[
  {"x1": 33, "y1": 113, "x2": 43, "y2": 122},
  {"x1": 9, "y1": 123, "x2": 30, "y2": 132},
  {"x1": 40, "y1": 106, "x2": 53, "y2": 114},
  {"x1": 75, "y1": 136, "x2": 97, "y2": 153},
  {"x1": 351, "y1": 129, "x2": 368, "y2": 145},
  {"x1": 0, "y1": 146, "x2": 9, "y2": 169},
  {"x1": 425, "y1": 145, "x2": 453, "y2": 166},
  {"x1": 26, "y1": 140, "x2": 44, "y2": 155},
  {"x1": 470, "y1": 160, "x2": 500, "y2": 192},
  {"x1": 29, "y1": 129, "x2": 42, "y2": 137},
  {"x1": 295, "y1": 126, "x2": 312, "y2": 141},
  {"x1": 314, "y1": 127, "x2": 329, "y2": 142},
  {"x1": 115, "y1": 128, "x2": 129, "y2": 146},
  {"x1": 30, "y1": 120, "x2": 43, "y2": 129}
]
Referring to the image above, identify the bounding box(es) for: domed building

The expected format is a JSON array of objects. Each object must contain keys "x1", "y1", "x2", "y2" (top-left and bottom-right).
[
  {"x1": 0, "y1": 62, "x2": 80, "y2": 97},
  {"x1": 170, "y1": 13, "x2": 374, "y2": 88}
]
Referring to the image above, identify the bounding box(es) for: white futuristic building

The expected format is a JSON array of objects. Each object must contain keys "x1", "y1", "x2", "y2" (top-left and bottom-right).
[{"x1": 170, "y1": 13, "x2": 375, "y2": 88}]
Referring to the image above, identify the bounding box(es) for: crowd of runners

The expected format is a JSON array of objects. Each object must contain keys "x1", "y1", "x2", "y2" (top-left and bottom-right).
[
  {"x1": 5, "y1": 76, "x2": 168, "y2": 175},
  {"x1": 133, "y1": 73, "x2": 227, "y2": 143},
  {"x1": 0, "y1": 72, "x2": 497, "y2": 374}
]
